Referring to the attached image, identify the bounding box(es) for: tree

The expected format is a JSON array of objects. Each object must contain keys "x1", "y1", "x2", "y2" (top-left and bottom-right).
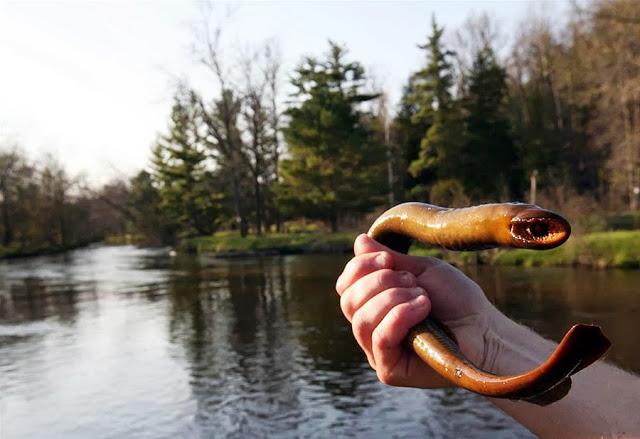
[
  {"x1": 128, "y1": 171, "x2": 177, "y2": 244},
  {"x1": 506, "y1": 13, "x2": 604, "y2": 206},
  {"x1": 152, "y1": 90, "x2": 223, "y2": 239},
  {"x1": 577, "y1": 0, "x2": 640, "y2": 209},
  {"x1": 279, "y1": 42, "x2": 386, "y2": 231},
  {"x1": 0, "y1": 147, "x2": 37, "y2": 246},
  {"x1": 407, "y1": 17, "x2": 466, "y2": 201},
  {"x1": 460, "y1": 45, "x2": 520, "y2": 200},
  {"x1": 39, "y1": 156, "x2": 75, "y2": 247},
  {"x1": 191, "y1": 9, "x2": 252, "y2": 237},
  {"x1": 239, "y1": 42, "x2": 283, "y2": 235}
]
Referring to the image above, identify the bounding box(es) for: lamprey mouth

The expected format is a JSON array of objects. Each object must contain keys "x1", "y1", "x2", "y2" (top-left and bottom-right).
[{"x1": 509, "y1": 208, "x2": 571, "y2": 249}]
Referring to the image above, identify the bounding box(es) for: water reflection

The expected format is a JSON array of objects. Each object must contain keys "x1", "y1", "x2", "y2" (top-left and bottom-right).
[
  {"x1": 4, "y1": 245, "x2": 639, "y2": 438},
  {"x1": 471, "y1": 265, "x2": 640, "y2": 373}
]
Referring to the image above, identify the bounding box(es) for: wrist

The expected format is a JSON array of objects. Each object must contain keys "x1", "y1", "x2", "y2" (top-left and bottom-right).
[
  {"x1": 480, "y1": 306, "x2": 555, "y2": 375},
  {"x1": 441, "y1": 304, "x2": 499, "y2": 370}
]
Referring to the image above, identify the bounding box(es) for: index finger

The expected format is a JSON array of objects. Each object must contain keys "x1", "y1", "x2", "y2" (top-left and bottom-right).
[
  {"x1": 354, "y1": 234, "x2": 442, "y2": 277},
  {"x1": 335, "y1": 251, "x2": 394, "y2": 296}
]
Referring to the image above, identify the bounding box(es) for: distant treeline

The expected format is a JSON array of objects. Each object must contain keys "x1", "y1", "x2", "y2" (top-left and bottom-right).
[
  {"x1": 1, "y1": 0, "x2": 639, "y2": 250},
  {"x1": 0, "y1": 152, "x2": 125, "y2": 254}
]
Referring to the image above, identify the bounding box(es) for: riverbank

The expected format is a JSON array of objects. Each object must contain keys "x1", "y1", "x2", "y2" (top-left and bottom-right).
[
  {"x1": 491, "y1": 230, "x2": 640, "y2": 268},
  {"x1": 0, "y1": 240, "x2": 99, "y2": 260},
  {"x1": 4, "y1": 230, "x2": 637, "y2": 269},
  {"x1": 179, "y1": 231, "x2": 357, "y2": 256},
  {"x1": 182, "y1": 230, "x2": 640, "y2": 269}
]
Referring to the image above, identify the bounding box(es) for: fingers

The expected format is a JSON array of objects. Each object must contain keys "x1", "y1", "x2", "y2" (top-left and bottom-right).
[
  {"x1": 339, "y1": 268, "x2": 416, "y2": 322},
  {"x1": 372, "y1": 295, "x2": 431, "y2": 383},
  {"x1": 336, "y1": 250, "x2": 394, "y2": 295},
  {"x1": 351, "y1": 286, "x2": 430, "y2": 367},
  {"x1": 352, "y1": 234, "x2": 443, "y2": 276}
]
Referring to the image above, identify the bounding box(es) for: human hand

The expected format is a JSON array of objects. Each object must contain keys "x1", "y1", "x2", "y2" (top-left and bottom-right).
[{"x1": 335, "y1": 234, "x2": 499, "y2": 389}]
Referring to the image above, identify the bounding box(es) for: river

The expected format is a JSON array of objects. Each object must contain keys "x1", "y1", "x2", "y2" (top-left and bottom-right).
[{"x1": 1, "y1": 245, "x2": 638, "y2": 438}]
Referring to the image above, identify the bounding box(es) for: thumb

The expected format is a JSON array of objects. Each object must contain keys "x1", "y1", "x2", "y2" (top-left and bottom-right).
[{"x1": 354, "y1": 234, "x2": 441, "y2": 276}]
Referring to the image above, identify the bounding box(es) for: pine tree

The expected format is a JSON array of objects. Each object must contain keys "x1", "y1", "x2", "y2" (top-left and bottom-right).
[
  {"x1": 394, "y1": 79, "x2": 431, "y2": 199},
  {"x1": 460, "y1": 45, "x2": 520, "y2": 200},
  {"x1": 128, "y1": 170, "x2": 176, "y2": 245},
  {"x1": 407, "y1": 17, "x2": 466, "y2": 202},
  {"x1": 278, "y1": 42, "x2": 386, "y2": 231},
  {"x1": 152, "y1": 90, "x2": 223, "y2": 239}
]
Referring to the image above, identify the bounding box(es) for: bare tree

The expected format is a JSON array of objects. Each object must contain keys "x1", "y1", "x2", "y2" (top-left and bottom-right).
[
  {"x1": 192, "y1": 4, "x2": 250, "y2": 236},
  {"x1": 573, "y1": 0, "x2": 640, "y2": 209},
  {"x1": 190, "y1": 4, "x2": 284, "y2": 236},
  {"x1": 236, "y1": 42, "x2": 282, "y2": 235}
]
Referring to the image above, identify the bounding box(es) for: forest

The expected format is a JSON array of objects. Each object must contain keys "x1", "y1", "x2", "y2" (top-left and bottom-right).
[{"x1": 1, "y1": 0, "x2": 639, "y2": 256}]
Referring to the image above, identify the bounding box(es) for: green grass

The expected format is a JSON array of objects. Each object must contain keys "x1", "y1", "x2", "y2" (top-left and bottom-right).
[
  {"x1": 0, "y1": 241, "x2": 91, "y2": 259},
  {"x1": 179, "y1": 229, "x2": 640, "y2": 268},
  {"x1": 408, "y1": 245, "x2": 482, "y2": 265},
  {"x1": 492, "y1": 230, "x2": 640, "y2": 268},
  {"x1": 180, "y1": 231, "x2": 358, "y2": 255}
]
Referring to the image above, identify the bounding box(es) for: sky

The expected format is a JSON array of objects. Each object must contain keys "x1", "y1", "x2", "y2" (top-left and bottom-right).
[{"x1": 0, "y1": 0, "x2": 569, "y2": 185}]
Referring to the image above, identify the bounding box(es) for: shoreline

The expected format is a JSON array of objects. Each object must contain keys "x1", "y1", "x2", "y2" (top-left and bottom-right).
[
  {"x1": 4, "y1": 230, "x2": 639, "y2": 270},
  {"x1": 182, "y1": 230, "x2": 640, "y2": 269},
  {"x1": 0, "y1": 240, "x2": 101, "y2": 260}
]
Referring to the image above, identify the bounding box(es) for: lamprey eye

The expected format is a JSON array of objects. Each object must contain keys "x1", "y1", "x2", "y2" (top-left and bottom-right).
[{"x1": 509, "y1": 216, "x2": 570, "y2": 249}]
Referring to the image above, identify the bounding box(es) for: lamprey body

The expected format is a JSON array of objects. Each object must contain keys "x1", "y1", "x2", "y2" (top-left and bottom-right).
[{"x1": 367, "y1": 202, "x2": 611, "y2": 406}]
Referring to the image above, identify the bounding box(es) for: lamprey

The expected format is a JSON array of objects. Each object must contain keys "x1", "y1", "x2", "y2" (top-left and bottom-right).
[{"x1": 367, "y1": 202, "x2": 611, "y2": 406}]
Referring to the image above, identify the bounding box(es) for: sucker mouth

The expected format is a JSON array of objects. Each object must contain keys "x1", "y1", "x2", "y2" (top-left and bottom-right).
[{"x1": 509, "y1": 209, "x2": 571, "y2": 249}]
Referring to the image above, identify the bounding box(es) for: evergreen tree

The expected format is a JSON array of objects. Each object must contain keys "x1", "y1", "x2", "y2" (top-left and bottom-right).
[
  {"x1": 279, "y1": 42, "x2": 386, "y2": 231},
  {"x1": 393, "y1": 79, "x2": 431, "y2": 199},
  {"x1": 407, "y1": 17, "x2": 466, "y2": 202},
  {"x1": 152, "y1": 90, "x2": 223, "y2": 239},
  {"x1": 460, "y1": 45, "x2": 520, "y2": 200},
  {"x1": 128, "y1": 170, "x2": 177, "y2": 244}
]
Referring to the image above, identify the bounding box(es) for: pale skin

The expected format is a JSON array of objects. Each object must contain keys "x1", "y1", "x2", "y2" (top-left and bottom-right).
[{"x1": 336, "y1": 234, "x2": 640, "y2": 438}]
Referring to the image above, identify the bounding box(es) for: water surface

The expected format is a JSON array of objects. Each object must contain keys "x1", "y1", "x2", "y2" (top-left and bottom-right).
[{"x1": 1, "y1": 245, "x2": 638, "y2": 438}]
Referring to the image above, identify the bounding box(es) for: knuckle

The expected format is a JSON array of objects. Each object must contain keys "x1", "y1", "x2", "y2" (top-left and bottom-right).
[
  {"x1": 376, "y1": 251, "x2": 393, "y2": 269},
  {"x1": 339, "y1": 292, "x2": 353, "y2": 320},
  {"x1": 371, "y1": 325, "x2": 392, "y2": 351},
  {"x1": 343, "y1": 257, "x2": 360, "y2": 277},
  {"x1": 354, "y1": 233, "x2": 369, "y2": 250},
  {"x1": 376, "y1": 368, "x2": 395, "y2": 385},
  {"x1": 351, "y1": 310, "x2": 370, "y2": 341},
  {"x1": 386, "y1": 302, "x2": 408, "y2": 324},
  {"x1": 387, "y1": 287, "x2": 414, "y2": 303},
  {"x1": 376, "y1": 269, "x2": 396, "y2": 288}
]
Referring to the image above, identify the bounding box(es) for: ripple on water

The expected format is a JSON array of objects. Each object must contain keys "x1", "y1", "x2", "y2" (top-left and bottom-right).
[{"x1": 11, "y1": 248, "x2": 630, "y2": 438}]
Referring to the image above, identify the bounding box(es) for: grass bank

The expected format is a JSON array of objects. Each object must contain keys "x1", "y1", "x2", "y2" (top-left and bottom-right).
[
  {"x1": 492, "y1": 230, "x2": 640, "y2": 268},
  {"x1": 181, "y1": 230, "x2": 640, "y2": 269},
  {"x1": 180, "y1": 231, "x2": 358, "y2": 256},
  {"x1": 0, "y1": 240, "x2": 98, "y2": 260}
]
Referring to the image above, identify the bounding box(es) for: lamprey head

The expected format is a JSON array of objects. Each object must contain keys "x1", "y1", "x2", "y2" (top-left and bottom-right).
[{"x1": 509, "y1": 207, "x2": 571, "y2": 249}]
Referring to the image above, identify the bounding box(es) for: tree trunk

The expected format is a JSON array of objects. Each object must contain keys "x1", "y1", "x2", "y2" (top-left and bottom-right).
[
  {"x1": 330, "y1": 211, "x2": 338, "y2": 233},
  {"x1": 1, "y1": 200, "x2": 12, "y2": 246},
  {"x1": 231, "y1": 173, "x2": 248, "y2": 237},
  {"x1": 385, "y1": 118, "x2": 395, "y2": 207},
  {"x1": 229, "y1": 146, "x2": 248, "y2": 237},
  {"x1": 254, "y1": 177, "x2": 262, "y2": 236}
]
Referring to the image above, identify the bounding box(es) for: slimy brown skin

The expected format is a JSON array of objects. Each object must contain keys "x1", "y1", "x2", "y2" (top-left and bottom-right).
[{"x1": 368, "y1": 202, "x2": 611, "y2": 406}]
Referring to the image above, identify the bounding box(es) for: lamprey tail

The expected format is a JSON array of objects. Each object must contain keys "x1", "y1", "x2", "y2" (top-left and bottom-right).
[{"x1": 368, "y1": 202, "x2": 611, "y2": 405}]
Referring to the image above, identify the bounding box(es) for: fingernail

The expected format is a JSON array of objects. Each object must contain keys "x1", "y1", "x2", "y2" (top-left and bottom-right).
[
  {"x1": 409, "y1": 287, "x2": 425, "y2": 297},
  {"x1": 399, "y1": 271, "x2": 415, "y2": 286},
  {"x1": 410, "y1": 294, "x2": 428, "y2": 309}
]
